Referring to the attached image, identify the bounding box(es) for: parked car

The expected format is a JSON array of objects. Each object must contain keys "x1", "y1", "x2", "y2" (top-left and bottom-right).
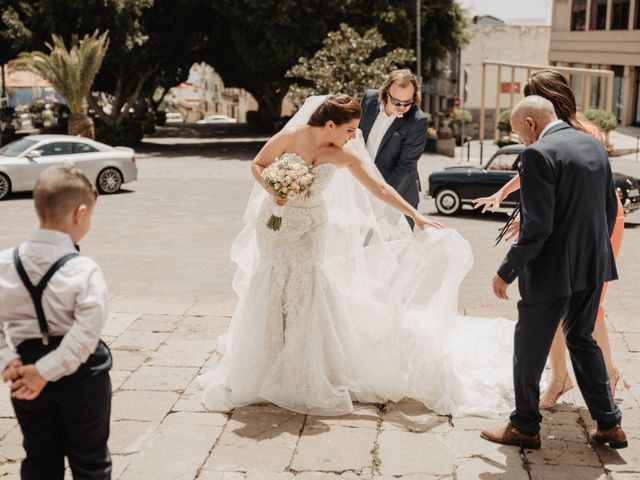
[
  {"x1": 0, "y1": 134, "x2": 138, "y2": 200},
  {"x1": 165, "y1": 112, "x2": 185, "y2": 124},
  {"x1": 427, "y1": 144, "x2": 640, "y2": 215},
  {"x1": 196, "y1": 114, "x2": 237, "y2": 124}
]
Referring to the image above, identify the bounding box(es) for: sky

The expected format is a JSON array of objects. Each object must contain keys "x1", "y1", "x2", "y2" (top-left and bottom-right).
[{"x1": 457, "y1": 0, "x2": 553, "y2": 25}]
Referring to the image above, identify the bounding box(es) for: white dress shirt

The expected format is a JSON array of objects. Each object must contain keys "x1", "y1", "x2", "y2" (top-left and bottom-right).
[
  {"x1": 0, "y1": 229, "x2": 109, "y2": 381},
  {"x1": 539, "y1": 119, "x2": 564, "y2": 139},
  {"x1": 366, "y1": 104, "x2": 398, "y2": 160}
]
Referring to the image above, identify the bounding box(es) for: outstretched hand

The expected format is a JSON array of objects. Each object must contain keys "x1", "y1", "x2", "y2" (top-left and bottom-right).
[
  {"x1": 473, "y1": 192, "x2": 503, "y2": 213},
  {"x1": 414, "y1": 213, "x2": 445, "y2": 230},
  {"x1": 10, "y1": 365, "x2": 47, "y2": 401}
]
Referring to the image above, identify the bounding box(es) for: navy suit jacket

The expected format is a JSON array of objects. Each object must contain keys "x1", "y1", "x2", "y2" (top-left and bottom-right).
[
  {"x1": 359, "y1": 89, "x2": 428, "y2": 207},
  {"x1": 497, "y1": 122, "x2": 619, "y2": 303}
]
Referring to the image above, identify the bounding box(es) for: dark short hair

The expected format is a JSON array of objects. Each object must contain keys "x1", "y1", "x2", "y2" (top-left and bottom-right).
[
  {"x1": 379, "y1": 69, "x2": 420, "y2": 106},
  {"x1": 307, "y1": 94, "x2": 362, "y2": 126},
  {"x1": 34, "y1": 164, "x2": 97, "y2": 222}
]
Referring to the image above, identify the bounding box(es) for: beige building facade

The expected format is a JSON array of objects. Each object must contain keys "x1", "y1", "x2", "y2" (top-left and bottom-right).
[
  {"x1": 549, "y1": 0, "x2": 640, "y2": 125},
  {"x1": 461, "y1": 24, "x2": 551, "y2": 111},
  {"x1": 456, "y1": 22, "x2": 550, "y2": 138}
]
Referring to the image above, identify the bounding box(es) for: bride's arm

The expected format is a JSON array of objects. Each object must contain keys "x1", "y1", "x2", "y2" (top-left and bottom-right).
[
  {"x1": 251, "y1": 130, "x2": 293, "y2": 204},
  {"x1": 341, "y1": 152, "x2": 444, "y2": 230}
]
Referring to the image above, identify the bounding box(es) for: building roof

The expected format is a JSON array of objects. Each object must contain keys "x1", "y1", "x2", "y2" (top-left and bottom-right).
[{"x1": 4, "y1": 68, "x2": 51, "y2": 88}]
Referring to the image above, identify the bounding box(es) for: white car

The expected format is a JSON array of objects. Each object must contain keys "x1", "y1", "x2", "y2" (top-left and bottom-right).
[
  {"x1": 165, "y1": 112, "x2": 185, "y2": 124},
  {"x1": 0, "y1": 134, "x2": 138, "y2": 200},
  {"x1": 196, "y1": 114, "x2": 237, "y2": 124}
]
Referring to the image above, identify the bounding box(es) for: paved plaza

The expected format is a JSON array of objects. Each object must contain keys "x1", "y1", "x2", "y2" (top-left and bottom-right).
[{"x1": 0, "y1": 128, "x2": 639, "y2": 479}]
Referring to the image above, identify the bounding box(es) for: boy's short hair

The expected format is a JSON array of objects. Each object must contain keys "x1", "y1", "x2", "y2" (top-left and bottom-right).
[{"x1": 34, "y1": 164, "x2": 98, "y2": 222}]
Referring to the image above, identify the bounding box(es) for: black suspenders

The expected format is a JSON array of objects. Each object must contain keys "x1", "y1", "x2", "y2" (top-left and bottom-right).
[{"x1": 12, "y1": 247, "x2": 79, "y2": 346}]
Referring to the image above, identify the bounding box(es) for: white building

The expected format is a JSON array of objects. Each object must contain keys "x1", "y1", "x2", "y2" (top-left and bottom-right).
[{"x1": 169, "y1": 63, "x2": 258, "y2": 123}]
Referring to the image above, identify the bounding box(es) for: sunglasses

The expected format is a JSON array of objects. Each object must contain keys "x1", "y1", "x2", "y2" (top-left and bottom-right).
[{"x1": 388, "y1": 94, "x2": 413, "y2": 108}]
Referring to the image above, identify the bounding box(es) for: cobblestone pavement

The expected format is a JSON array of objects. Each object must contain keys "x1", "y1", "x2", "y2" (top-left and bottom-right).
[{"x1": 0, "y1": 130, "x2": 639, "y2": 479}]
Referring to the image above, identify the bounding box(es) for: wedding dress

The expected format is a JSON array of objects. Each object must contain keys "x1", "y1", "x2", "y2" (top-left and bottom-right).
[{"x1": 198, "y1": 96, "x2": 515, "y2": 417}]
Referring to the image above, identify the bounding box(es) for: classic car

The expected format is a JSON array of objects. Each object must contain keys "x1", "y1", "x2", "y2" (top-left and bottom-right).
[{"x1": 427, "y1": 144, "x2": 640, "y2": 215}]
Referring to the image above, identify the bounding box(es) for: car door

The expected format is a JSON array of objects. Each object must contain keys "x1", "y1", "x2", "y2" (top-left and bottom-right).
[
  {"x1": 22, "y1": 141, "x2": 74, "y2": 189},
  {"x1": 69, "y1": 141, "x2": 103, "y2": 182}
]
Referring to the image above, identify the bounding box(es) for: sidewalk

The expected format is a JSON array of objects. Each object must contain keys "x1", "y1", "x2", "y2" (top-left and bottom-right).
[{"x1": 0, "y1": 140, "x2": 638, "y2": 479}]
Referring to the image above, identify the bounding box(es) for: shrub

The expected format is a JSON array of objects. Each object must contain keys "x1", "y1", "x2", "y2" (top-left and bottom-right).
[
  {"x1": 496, "y1": 135, "x2": 518, "y2": 147},
  {"x1": 497, "y1": 109, "x2": 512, "y2": 133},
  {"x1": 449, "y1": 108, "x2": 472, "y2": 125},
  {"x1": 95, "y1": 118, "x2": 144, "y2": 147},
  {"x1": 245, "y1": 110, "x2": 262, "y2": 126},
  {"x1": 584, "y1": 109, "x2": 617, "y2": 132},
  {"x1": 155, "y1": 110, "x2": 166, "y2": 126}
]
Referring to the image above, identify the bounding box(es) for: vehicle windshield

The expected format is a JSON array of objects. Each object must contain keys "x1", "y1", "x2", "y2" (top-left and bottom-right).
[{"x1": 0, "y1": 138, "x2": 39, "y2": 157}]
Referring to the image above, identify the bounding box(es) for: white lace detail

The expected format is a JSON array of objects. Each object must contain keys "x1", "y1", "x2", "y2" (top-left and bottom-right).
[{"x1": 197, "y1": 102, "x2": 515, "y2": 417}]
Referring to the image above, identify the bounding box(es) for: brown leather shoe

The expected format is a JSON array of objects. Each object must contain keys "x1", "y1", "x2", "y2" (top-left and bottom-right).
[
  {"x1": 480, "y1": 422, "x2": 541, "y2": 449},
  {"x1": 589, "y1": 425, "x2": 628, "y2": 449}
]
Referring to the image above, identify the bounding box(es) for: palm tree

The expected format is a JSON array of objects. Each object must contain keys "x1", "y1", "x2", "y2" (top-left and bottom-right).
[{"x1": 13, "y1": 31, "x2": 109, "y2": 138}]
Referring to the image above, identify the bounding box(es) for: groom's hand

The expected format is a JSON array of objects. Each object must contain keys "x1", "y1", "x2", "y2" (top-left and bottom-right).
[{"x1": 492, "y1": 275, "x2": 510, "y2": 300}]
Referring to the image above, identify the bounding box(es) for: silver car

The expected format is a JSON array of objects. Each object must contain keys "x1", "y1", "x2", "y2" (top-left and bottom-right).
[{"x1": 0, "y1": 134, "x2": 138, "y2": 200}]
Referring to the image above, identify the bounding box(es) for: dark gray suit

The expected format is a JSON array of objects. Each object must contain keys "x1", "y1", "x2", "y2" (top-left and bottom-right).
[
  {"x1": 359, "y1": 89, "x2": 427, "y2": 226},
  {"x1": 498, "y1": 121, "x2": 621, "y2": 435}
]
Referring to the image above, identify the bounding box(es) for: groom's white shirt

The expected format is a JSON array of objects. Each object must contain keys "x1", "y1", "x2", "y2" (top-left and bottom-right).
[
  {"x1": 366, "y1": 103, "x2": 398, "y2": 160},
  {"x1": 539, "y1": 119, "x2": 563, "y2": 139}
]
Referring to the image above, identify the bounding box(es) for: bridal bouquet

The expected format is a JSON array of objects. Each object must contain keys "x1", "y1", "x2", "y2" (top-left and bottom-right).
[{"x1": 262, "y1": 154, "x2": 315, "y2": 231}]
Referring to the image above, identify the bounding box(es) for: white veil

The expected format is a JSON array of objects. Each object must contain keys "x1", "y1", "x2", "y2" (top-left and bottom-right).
[
  {"x1": 211, "y1": 95, "x2": 515, "y2": 417},
  {"x1": 231, "y1": 95, "x2": 414, "y2": 301}
]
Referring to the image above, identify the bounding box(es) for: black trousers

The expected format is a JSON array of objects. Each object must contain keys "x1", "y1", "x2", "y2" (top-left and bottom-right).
[
  {"x1": 12, "y1": 339, "x2": 112, "y2": 480},
  {"x1": 510, "y1": 284, "x2": 621, "y2": 435}
]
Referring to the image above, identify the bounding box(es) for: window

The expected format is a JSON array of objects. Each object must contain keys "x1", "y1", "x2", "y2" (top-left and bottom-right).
[
  {"x1": 571, "y1": 0, "x2": 587, "y2": 30},
  {"x1": 590, "y1": 65, "x2": 603, "y2": 109},
  {"x1": 72, "y1": 142, "x2": 98, "y2": 154},
  {"x1": 488, "y1": 154, "x2": 519, "y2": 171},
  {"x1": 611, "y1": 0, "x2": 630, "y2": 29},
  {"x1": 590, "y1": 0, "x2": 608, "y2": 30},
  {"x1": 636, "y1": 0, "x2": 640, "y2": 28},
  {"x1": 633, "y1": 67, "x2": 640, "y2": 125},
  {"x1": 40, "y1": 142, "x2": 72, "y2": 156},
  {"x1": 0, "y1": 138, "x2": 37, "y2": 157},
  {"x1": 612, "y1": 66, "x2": 625, "y2": 121}
]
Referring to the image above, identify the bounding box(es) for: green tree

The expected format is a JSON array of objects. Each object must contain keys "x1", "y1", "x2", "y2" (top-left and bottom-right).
[
  {"x1": 286, "y1": 23, "x2": 414, "y2": 107},
  {"x1": 14, "y1": 31, "x2": 109, "y2": 138},
  {"x1": 201, "y1": 1, "x2": 467, "y2": 124},
  {"x1": 3, "y1": 0, "x2": 202, "y2": 129}
]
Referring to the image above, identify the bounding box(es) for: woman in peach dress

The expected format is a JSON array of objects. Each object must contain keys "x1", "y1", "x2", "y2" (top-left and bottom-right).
[{"x1": 474, "y1": 69, "x2": 624, "y2": 408}]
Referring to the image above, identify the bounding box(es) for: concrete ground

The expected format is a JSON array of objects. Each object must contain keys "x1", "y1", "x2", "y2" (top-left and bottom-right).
[{"x1": 0, "y1": 126, "x2": 639, "y2": 479}]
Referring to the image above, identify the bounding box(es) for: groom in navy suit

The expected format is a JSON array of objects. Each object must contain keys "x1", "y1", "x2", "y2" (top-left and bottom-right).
[
  {"x1": 360, "y1": 69, "x2": 428, "y2": 228},
  {"x1": 482, "y1": 96, "x2": 626, "y2": 450}
]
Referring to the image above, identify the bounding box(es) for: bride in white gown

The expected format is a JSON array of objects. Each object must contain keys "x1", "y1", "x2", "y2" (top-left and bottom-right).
[{"x1": 198, "y1": 94, "x2": 515, "y2": 417}]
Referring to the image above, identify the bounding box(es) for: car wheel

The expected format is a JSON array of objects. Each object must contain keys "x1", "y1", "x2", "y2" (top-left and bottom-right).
[
  {"x1": 435, "y1": 188, "x2": 462, "y2": 215},
  {"x1": 0, "y1": 173, "x2": 11, "y2": 200},
  {"x1": 97, "y1": 167, "x2": 123, "y2": 194}
]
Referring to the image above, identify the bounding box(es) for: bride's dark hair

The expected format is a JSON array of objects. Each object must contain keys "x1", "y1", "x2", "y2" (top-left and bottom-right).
[{"x1": 307, "y1": 94, "x2": 361, "y2": 126}]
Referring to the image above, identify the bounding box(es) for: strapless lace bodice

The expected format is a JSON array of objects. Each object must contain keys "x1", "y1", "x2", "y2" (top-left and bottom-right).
[{"x1": 285, "y1": 159, "x2": 336, "y2": 209}]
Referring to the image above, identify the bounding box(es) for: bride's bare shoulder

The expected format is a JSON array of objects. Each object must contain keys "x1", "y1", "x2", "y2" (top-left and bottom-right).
[{"x1": 323, "y1": 145, "x2": 360, "y2": 168}]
